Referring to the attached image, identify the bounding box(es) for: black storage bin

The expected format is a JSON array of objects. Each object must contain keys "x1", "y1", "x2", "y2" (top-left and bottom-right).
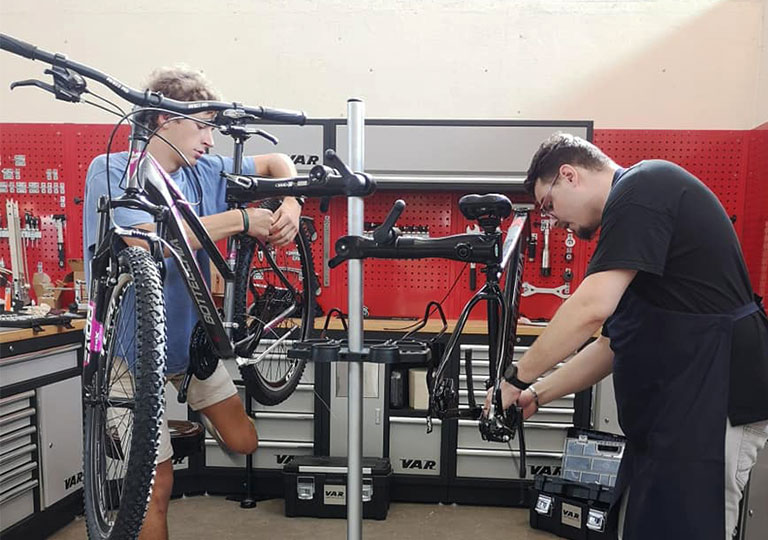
[
  {"x1": 529, "y1": 475, "x2": 617, "y2": 540},
  {"x1": 284, "y1": 456, "x2": 391, "y2": 520}
]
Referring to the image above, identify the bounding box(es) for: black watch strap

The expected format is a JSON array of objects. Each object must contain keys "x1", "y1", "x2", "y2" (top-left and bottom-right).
[{"x1": 503, "y1": 363, "x2": 531, "y2": 390}]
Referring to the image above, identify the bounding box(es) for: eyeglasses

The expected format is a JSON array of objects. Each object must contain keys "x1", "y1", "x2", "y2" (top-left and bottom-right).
[{"x1": 537, "y1": 172, "x2": 561, "y2": 217}]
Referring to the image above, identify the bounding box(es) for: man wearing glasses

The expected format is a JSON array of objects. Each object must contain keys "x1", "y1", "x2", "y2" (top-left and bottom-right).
[{"x1": 487, "y1": 133, "x2": 768, "y2": 539}]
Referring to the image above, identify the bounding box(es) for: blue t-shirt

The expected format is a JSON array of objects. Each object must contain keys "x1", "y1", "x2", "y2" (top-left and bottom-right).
[{"x1": 83, "y1": 152, "x2": 256, "y2": 374}]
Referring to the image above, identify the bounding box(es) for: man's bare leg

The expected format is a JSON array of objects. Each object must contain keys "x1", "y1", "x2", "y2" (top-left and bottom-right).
[
  {"x1": 200, "y1": 393, "x2": 258, "y2": 454},
  {"x1": 138, "y1": 459, "x2": 173, "y2": 540}
]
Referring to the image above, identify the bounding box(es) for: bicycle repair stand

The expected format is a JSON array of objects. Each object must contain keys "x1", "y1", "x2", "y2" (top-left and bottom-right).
[{"x1": 346, "y1": 97, "x2": 366, "y2": 540}]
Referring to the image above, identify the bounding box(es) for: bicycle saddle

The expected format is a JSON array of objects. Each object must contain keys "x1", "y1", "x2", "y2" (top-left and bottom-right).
[{"x1": 458, "y1": 194, "x2": 512, "y2": 221}]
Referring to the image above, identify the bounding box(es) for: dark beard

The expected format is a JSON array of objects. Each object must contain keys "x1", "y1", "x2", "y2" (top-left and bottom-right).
[{"x1": 574, "y1": 225, "x2": 598, "y2": 241}]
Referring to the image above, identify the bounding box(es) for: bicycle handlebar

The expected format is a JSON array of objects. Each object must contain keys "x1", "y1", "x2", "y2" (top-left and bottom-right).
[
  {"x1": 225, "y1": 149, "x2": 376, "y2": 202},
  {"x1": 0, "y1": 33, "x2": 306, "y2": 125}
]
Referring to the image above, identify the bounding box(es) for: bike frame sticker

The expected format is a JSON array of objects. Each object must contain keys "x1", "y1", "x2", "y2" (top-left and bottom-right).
[
  {"x1": 91, "y1": 321, "x2": 104, "y2": 354},
  {"x1": 86, "y1": 302, "x2": 104, "y2": 355}
]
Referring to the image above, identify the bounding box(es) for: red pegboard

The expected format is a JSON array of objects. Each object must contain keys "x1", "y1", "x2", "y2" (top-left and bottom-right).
[
  {"x1": 2, "y1": 124, "x2": 765, "y2": 320},
  {"x1": 0, "y1": 124, "x2": 68, "y2": 290},
  {"x1": 592, "y1": 130, "x2": 762, "y2": 294},
  {"x1": 64, "y1": 124, "x2": 131, "y2": 264},
  {"x1": 324, "y1": 192, "x2": 459, "y2": 319},
  {"x1": 742, "y1": 130, "x2": 768, "y2": 298},
  {"x1": 317, "y1": 191, "x2": 578, "y2": 321}
]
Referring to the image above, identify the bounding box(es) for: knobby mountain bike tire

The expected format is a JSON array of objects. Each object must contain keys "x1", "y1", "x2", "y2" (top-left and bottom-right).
[
  {"x1": 83, "y1": 246, "x2": 166, "y2": 540},
  {"x1": 233, "y1": 199, "x2": 315, "y2": 406}
]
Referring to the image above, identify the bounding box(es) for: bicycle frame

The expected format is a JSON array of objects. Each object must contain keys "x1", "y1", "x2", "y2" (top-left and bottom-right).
[
  {"x1": 328, "y1": 204, "x2": 531, "y2": 476},
  {"x1": 428, "y1": 210, "x2": 530, "y2": 424}
]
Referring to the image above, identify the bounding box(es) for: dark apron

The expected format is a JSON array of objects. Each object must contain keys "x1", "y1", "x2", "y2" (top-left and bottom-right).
[{"x1": 605, "y1": 289, "x2": 760, "y2": 540}]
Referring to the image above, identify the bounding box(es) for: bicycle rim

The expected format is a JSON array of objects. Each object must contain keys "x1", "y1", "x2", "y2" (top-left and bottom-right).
[
  {"x1": 234, "y1": 205, "x2": 314, "y2": 405},
  {"x1": 83, "y1": 247, "x2": 166, "y2": 540}
]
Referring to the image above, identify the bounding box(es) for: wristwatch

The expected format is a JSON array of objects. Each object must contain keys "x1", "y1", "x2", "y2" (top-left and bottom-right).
[{"x1": 503, "y1": 363, "x2": 532, "y2": 390}]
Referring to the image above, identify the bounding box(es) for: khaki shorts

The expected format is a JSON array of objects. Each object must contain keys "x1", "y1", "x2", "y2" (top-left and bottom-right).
[{"x1": 110, "y1": 360, "x2": 237, "y2": 464}]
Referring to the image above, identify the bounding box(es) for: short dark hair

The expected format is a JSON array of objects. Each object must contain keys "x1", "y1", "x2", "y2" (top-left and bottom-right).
[
  {"x1": 524, "y1": 133, "x2": 611, "y2": 198},
  {"x1": 142, "y1": 65, "x2": 220, "y2": 130}
]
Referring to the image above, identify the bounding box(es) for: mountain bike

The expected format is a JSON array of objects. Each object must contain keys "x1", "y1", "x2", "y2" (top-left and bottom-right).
[{"x1": 1, "y1": 33, "x2": 375, "y2": 540}]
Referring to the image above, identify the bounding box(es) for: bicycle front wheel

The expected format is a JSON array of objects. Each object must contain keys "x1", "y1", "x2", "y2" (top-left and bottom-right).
[
  {"x1": 83, "y1": 246, "x2": 166, "y2": 540},
  {"x1": 233, "y1": 201, "x2": 315, "y2": 406}
]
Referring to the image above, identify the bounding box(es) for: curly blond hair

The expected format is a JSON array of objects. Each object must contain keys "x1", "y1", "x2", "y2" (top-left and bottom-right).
[{"x1": 143, "y1": 65, "x2": 221, "y2": 129}]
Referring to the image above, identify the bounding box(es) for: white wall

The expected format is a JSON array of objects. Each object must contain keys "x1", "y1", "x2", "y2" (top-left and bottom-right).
[
  {"x1": 0, "y1": 0, "x2": 765, "y2": 129},
  {"x1": 758, "y1": 0, "x2": 768, "y2": 128}
]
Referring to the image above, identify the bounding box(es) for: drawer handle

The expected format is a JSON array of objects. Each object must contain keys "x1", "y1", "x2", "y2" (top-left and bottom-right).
[
  {"x1": 0, "y1": 443, "x2": 37, "y2": 465},
  {"x1": 0, "y1": 478, "x2": 38, "y2": 504},
  {"x1": 0, "y1": 390, "x2": 35, "y2": 407},
  {"x1": 0, "y1": 343, "x2": 80, "y2": 367},
  {"x1": 0, "y1": 461, "x2": 37, "y2": 484},
  {"x1": 204, "y1": 439, "x2": 312, "y2": 450},
  {"x1": 0, "y1": 425, "x2": 36, "y2": 445},
  {"x1": 0, "y1": 408, "x2": 35, "y2": 427}
]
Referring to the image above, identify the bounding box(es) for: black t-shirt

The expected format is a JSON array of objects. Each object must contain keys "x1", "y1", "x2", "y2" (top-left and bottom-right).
[{"x1": 587, "y1": 160, "x2": 768, "y2": 426}]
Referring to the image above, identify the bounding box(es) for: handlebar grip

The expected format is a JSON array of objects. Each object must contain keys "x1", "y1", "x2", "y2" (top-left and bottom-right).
[
  {"x1": 0, "y1": 33, "x2": 41, "y2": 60},
  {"x1": 256, "y1": 106, "x2": 307, "y2": 126}
]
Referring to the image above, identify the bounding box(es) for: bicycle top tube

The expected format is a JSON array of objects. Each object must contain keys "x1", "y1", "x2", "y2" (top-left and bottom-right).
[{"x1": 0, "y1": 33, "x2": 306, "y2": 125}]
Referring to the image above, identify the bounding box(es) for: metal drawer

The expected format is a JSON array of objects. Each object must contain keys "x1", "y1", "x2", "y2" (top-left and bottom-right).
[
  {"x1": 0, "y1": 343, "x2": 79, "y2": 388},
  {"x1": 252, "y1": 384, "x2": 315, "y2": 414},
  {"x1": 0, "y1": 408, "x2": 35, "y2": 438},
  {"x1": 0, "y1": 391, "x2": 35, "y2": 417},
  {"x1": 0, "y1": 452, "x2": 35, "y2": 479},
  {"x1": 0, "y1": 425, "x2": 36, "y2": 457},
  {"x1": 251, "y1": 411, "x2": 314, "y2": 443},
  {"x1": 204, "y1": 439, "x2": 313, "y2": 469},
  {"x1": 0, "y1": 479, "x2": 37, "y2": 531},
  {"x1": 457, "y1": 420, "x2": 570, "y2": 452},
  {"x1": 0, "y1": 461, "x2": 36, "y2": 495},
  {"x1": 0, "y1": 444, "x2": 36, "y2": 469},
  {"x1": 389, "y1": 417, "x2": 442, "y2": 476},
  {"x1": 456, "y1": 448, "x2": 563, "y2": 479}
]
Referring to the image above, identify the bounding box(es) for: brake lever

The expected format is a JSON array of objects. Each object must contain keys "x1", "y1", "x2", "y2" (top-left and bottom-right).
[
  {"x1": 253, "y1": 129, "x2": 279, "y2": 145},
  {"x1": 10, "y1": 78, "x2": 58, "y2": 96}
]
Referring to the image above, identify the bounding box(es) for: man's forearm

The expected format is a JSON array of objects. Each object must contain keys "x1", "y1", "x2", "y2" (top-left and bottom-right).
[
  {"x1": 534, "y1": 336, "x2": 614, "y2": 406},
  {"x1": 516, "y1": 291, "x2": 605, "y2": 383},
  {"x1": 516, "y1": 269, "x2": 634, "y2": 383}
]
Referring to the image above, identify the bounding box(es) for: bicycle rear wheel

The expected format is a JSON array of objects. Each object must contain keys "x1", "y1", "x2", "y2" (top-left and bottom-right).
[
  {"x1": 83, "y1": 246, "x2": 166, "y2": 540},
  {"x1": 233, "y1": 200, "x2": 315, "y2": 406}
]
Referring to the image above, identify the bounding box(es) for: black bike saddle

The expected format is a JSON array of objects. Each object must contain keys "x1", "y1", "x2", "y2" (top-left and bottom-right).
[{"x1": 458, "y1": 193, "x2": 512, "y2": 221}]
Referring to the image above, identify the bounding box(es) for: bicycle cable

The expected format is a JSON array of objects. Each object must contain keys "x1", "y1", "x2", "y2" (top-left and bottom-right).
[{"x1": 92, "y1": 104, "x2": 215, "y2": 233}]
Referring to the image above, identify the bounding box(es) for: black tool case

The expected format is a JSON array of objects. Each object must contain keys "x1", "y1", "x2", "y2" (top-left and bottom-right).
[{"x1": 284, "y1": 456, "x2": 392, "y2": 520}]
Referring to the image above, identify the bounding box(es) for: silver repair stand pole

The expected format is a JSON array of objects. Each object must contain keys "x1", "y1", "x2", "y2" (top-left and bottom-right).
[{"x1": 346, "y1": 98, "x2": 365, "y2": 540}]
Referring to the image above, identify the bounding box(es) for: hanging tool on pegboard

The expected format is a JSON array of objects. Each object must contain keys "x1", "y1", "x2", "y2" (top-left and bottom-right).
[
  {"x1": 52, "y1": 214, "x2": 66, "y2": 268},
  {"x1": 540, "y1": 218, "x2": 551, "y2": 277},
  {"x1": 527, "y1": 232, "x2": 538, "y2": 262},
  {"x1": 466, "y1": 223, "x2": 481, "y2": 290},
  {"x1": 5, "y1": 199, "x2": 31, "y2": 310}
]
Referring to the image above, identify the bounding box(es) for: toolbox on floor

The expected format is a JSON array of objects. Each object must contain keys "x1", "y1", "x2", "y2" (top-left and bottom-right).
[
  {"x1": 529, "y1": 428, "x2": 626, "y2": 540},
  {"x1": 284, "y1": 456, "x2": 392, "y2": 520}
]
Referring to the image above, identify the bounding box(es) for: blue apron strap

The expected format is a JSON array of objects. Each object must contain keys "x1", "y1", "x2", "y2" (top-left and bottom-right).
[{"x1": 730, "y1": 301, "x2": 759, "y2": 321}]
